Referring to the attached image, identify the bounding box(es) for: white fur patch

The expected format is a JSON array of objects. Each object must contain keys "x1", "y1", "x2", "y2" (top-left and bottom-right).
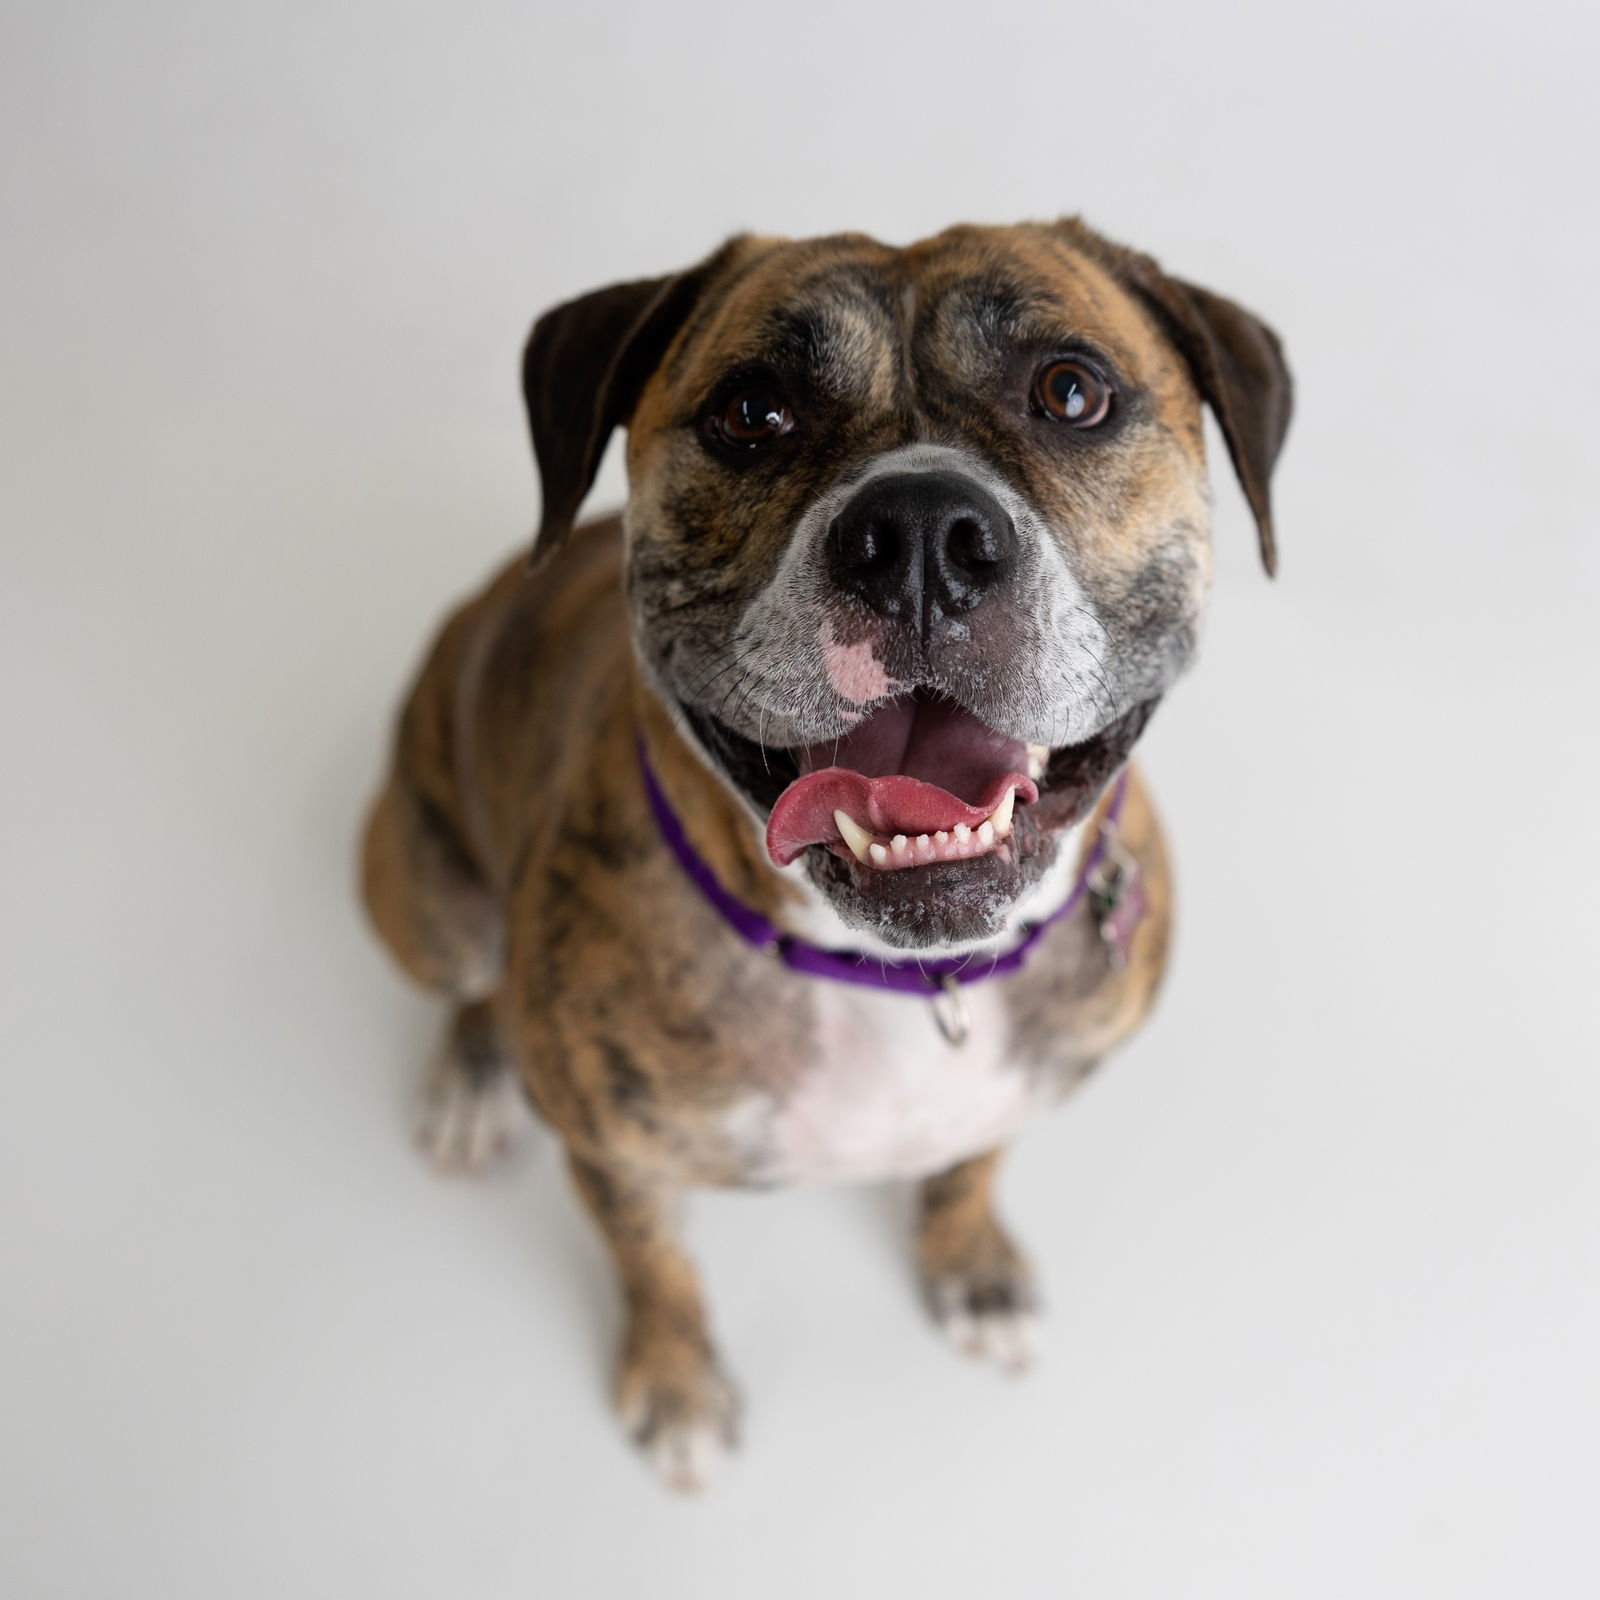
[
  {"x1": 930, "y1": 1277, "x2": 1039, "y2": 1375},
  {"x1": 740, "y1": 979, "x2": 1042, "y2": 1186},
  {"x1": 730, "y1": 811, "x2": 1091, "y2": 1186},
  {"x1": 643, "y1": 1419, "x2": 731, "y2": 1495},
  {"x1": 413, "y1": 1041, "x2": 527, "y2": 1176}
]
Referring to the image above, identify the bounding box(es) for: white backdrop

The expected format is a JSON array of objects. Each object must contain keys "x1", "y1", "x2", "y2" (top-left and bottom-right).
[{"x1": 3, "y1": 2, "x2": 1598, "y2": 1596}]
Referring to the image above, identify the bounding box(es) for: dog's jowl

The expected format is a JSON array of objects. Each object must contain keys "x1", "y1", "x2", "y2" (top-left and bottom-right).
[{"x1": 360, "y1": 218, "x2": 1291, "y2": 1491}]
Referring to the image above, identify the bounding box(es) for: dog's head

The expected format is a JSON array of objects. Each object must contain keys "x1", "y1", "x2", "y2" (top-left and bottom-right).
[{"x1": 522, "y1": 221, "x2": 1291, "y2": 949}]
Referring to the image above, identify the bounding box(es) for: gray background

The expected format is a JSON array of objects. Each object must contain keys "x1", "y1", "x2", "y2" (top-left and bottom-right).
[{"x1": 3, "y1": 1, "x2": 1597, "y2": 1595}]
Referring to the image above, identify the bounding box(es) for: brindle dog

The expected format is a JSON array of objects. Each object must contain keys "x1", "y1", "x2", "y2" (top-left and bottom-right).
[{"x1": 360, "y1": 218, "x2": 1291, "y2": 1490}]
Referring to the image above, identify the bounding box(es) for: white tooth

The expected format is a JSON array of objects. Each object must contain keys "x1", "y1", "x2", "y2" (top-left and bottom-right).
[
  {"x1": 990, "y1": 787, "x2": 1016, "y2": 838},
  {"x1": 892, "y1": 834, "x2": 909, "y2": 856},
  {"x1": 833, "y1": 809, "x2": 873, "y2": 864},
  {"x1": 935, "y1": 830, "x2": 949, "y2": 845},
  {"x1": 1027, "y1": 744, "x2": 1049, "y2": 781},
  {"x1": 868, "y1": 843, "x2": 889, "y2": 865},
  {"x1": 977, "y1": 820, "x2": 996, "y2": 847},
  {"x1": 916, "y1": 834, "x2": 931, "y2": 852},
  {"x1": 953, "y1": 823, "x2": 971, "y2": 842}
]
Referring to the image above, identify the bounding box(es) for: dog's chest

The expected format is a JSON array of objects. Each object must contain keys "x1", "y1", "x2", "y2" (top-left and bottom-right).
[{"x1": 733, "y1": 981, "x2": 1041, "y2": 1185}]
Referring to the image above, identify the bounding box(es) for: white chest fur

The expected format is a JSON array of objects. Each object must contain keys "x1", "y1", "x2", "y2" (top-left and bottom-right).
[
  {"x1": 738, "y1": 980, "x2": 1041, "y2": 1186},
  {"x1": 722, "y1": 811, "x2": 1090, "y2": 1185}
]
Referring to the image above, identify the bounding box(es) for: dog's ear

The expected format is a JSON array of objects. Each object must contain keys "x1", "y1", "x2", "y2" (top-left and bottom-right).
[
  {"x1": 521, "y1": 243, "x2": 736, "y2": 559},
  {"x1": 1055, "y1": 219, "x2": 1293, "y2": 578},
  {"x1": 1124, "y1": 264, "x2": 1293, "y2": 576}
]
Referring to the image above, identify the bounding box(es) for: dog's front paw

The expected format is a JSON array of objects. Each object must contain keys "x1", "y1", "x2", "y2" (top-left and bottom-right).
[
  {"x1": 617, "y1": 1339, "x2": 741, "y2": 1494},
  {"x1": 414, "y1": 1006, "x2": 526, "y2": 1176},
  {"x1": 923, "y1": 1225, "x2": 1039, "y2": 1376}
]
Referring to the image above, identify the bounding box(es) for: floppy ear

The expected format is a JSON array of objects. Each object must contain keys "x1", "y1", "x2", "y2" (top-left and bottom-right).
[
  {"x1": 521, "y1": 245, "x2": 734, "y2": 558},
  {"x1": 1123, "y1": 264, "x2": 1293, "y2": 576}
]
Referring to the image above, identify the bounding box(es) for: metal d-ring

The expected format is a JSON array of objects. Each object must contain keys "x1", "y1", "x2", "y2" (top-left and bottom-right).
[{"x1": 930, "y1": 973, "x2": 972, "y2": 1048}]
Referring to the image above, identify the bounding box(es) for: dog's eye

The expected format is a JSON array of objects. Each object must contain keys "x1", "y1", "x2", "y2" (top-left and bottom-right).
[
  {"x1": 711, "y1": 387, "x2": 794, "y2": 448},
  {"x1": 1034, "y1": 360, "x2": 1112, "y2": 427}
]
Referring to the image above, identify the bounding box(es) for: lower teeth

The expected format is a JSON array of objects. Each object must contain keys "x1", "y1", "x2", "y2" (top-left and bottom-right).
[{"x1": 831, "y1": 792, "x2": 1016, "y2": 869}]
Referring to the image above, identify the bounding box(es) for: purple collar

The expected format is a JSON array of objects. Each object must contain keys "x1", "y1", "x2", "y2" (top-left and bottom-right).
[{"x1": 637, "y1": 740, "x2": 1131, "y2": 1009}]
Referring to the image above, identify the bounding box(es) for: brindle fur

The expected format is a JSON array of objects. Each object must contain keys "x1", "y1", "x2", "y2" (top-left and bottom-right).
[
  {"x1": 919, "y1": 1148, "x2": 1037, "y2": 1365},
  {"x1": 360, "y1": 218, "x2": 1287, "y2": 1489}
]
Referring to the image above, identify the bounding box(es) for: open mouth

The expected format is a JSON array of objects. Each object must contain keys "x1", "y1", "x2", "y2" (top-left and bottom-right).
[
  {"x1": 683, "y1": 689, "x2": 1159, "y2": 875},
  {"x1": 766, "y1": 695, "x2": 1038, "y2": 870}
]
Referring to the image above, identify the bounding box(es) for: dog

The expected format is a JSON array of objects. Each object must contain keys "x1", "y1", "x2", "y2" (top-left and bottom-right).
[{"x1": 360, "y1": 218, "x2": 1291, "y2": 1491}]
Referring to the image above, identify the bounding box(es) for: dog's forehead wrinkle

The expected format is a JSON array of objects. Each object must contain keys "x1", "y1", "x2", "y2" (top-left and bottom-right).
[
  {"x1": 921, "y1": 273, "x2": 1051, "y2": 346},
  {"x1": 762, "y1": 295, "x2": 891, "y2": 382},
  {"x1": 897, "y1": 275, "x2": 918, "y2": 384},
  {"x1": 899, "y1": 242, "x2": 1149, "y2": 384},
  {"x1": 675, "y1": 254, "x2": 908, "y2": 410},
  {"x1": 686, "y1": 239, "x2": 1147, "y2": 425}
]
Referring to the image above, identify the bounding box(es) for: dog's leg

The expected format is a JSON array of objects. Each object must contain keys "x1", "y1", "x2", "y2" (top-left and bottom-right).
[
  {"x1": 361, "y1": 773, "x2": 503, "y2": 1002},
  {"x1": 567, "y1": 1155, "x2": 739, "y2": 1493},
  {"x1": 413, "y1": 1000, "x2": 527, "y2": 1175},
  {"x1": 918, "y1": 1148, "x2": 1038, "y2": 1375}
]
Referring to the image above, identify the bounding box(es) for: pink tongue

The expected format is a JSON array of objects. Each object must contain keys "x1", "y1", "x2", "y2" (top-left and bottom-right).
[{"x1": 765, "y1": 696, "x2": 1037, "y2": 868}]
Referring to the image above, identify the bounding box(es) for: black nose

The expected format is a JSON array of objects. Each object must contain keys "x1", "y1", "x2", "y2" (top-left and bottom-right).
[{"x1": 826, "y1": 470, "x2": 1020, "y2": 630}]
